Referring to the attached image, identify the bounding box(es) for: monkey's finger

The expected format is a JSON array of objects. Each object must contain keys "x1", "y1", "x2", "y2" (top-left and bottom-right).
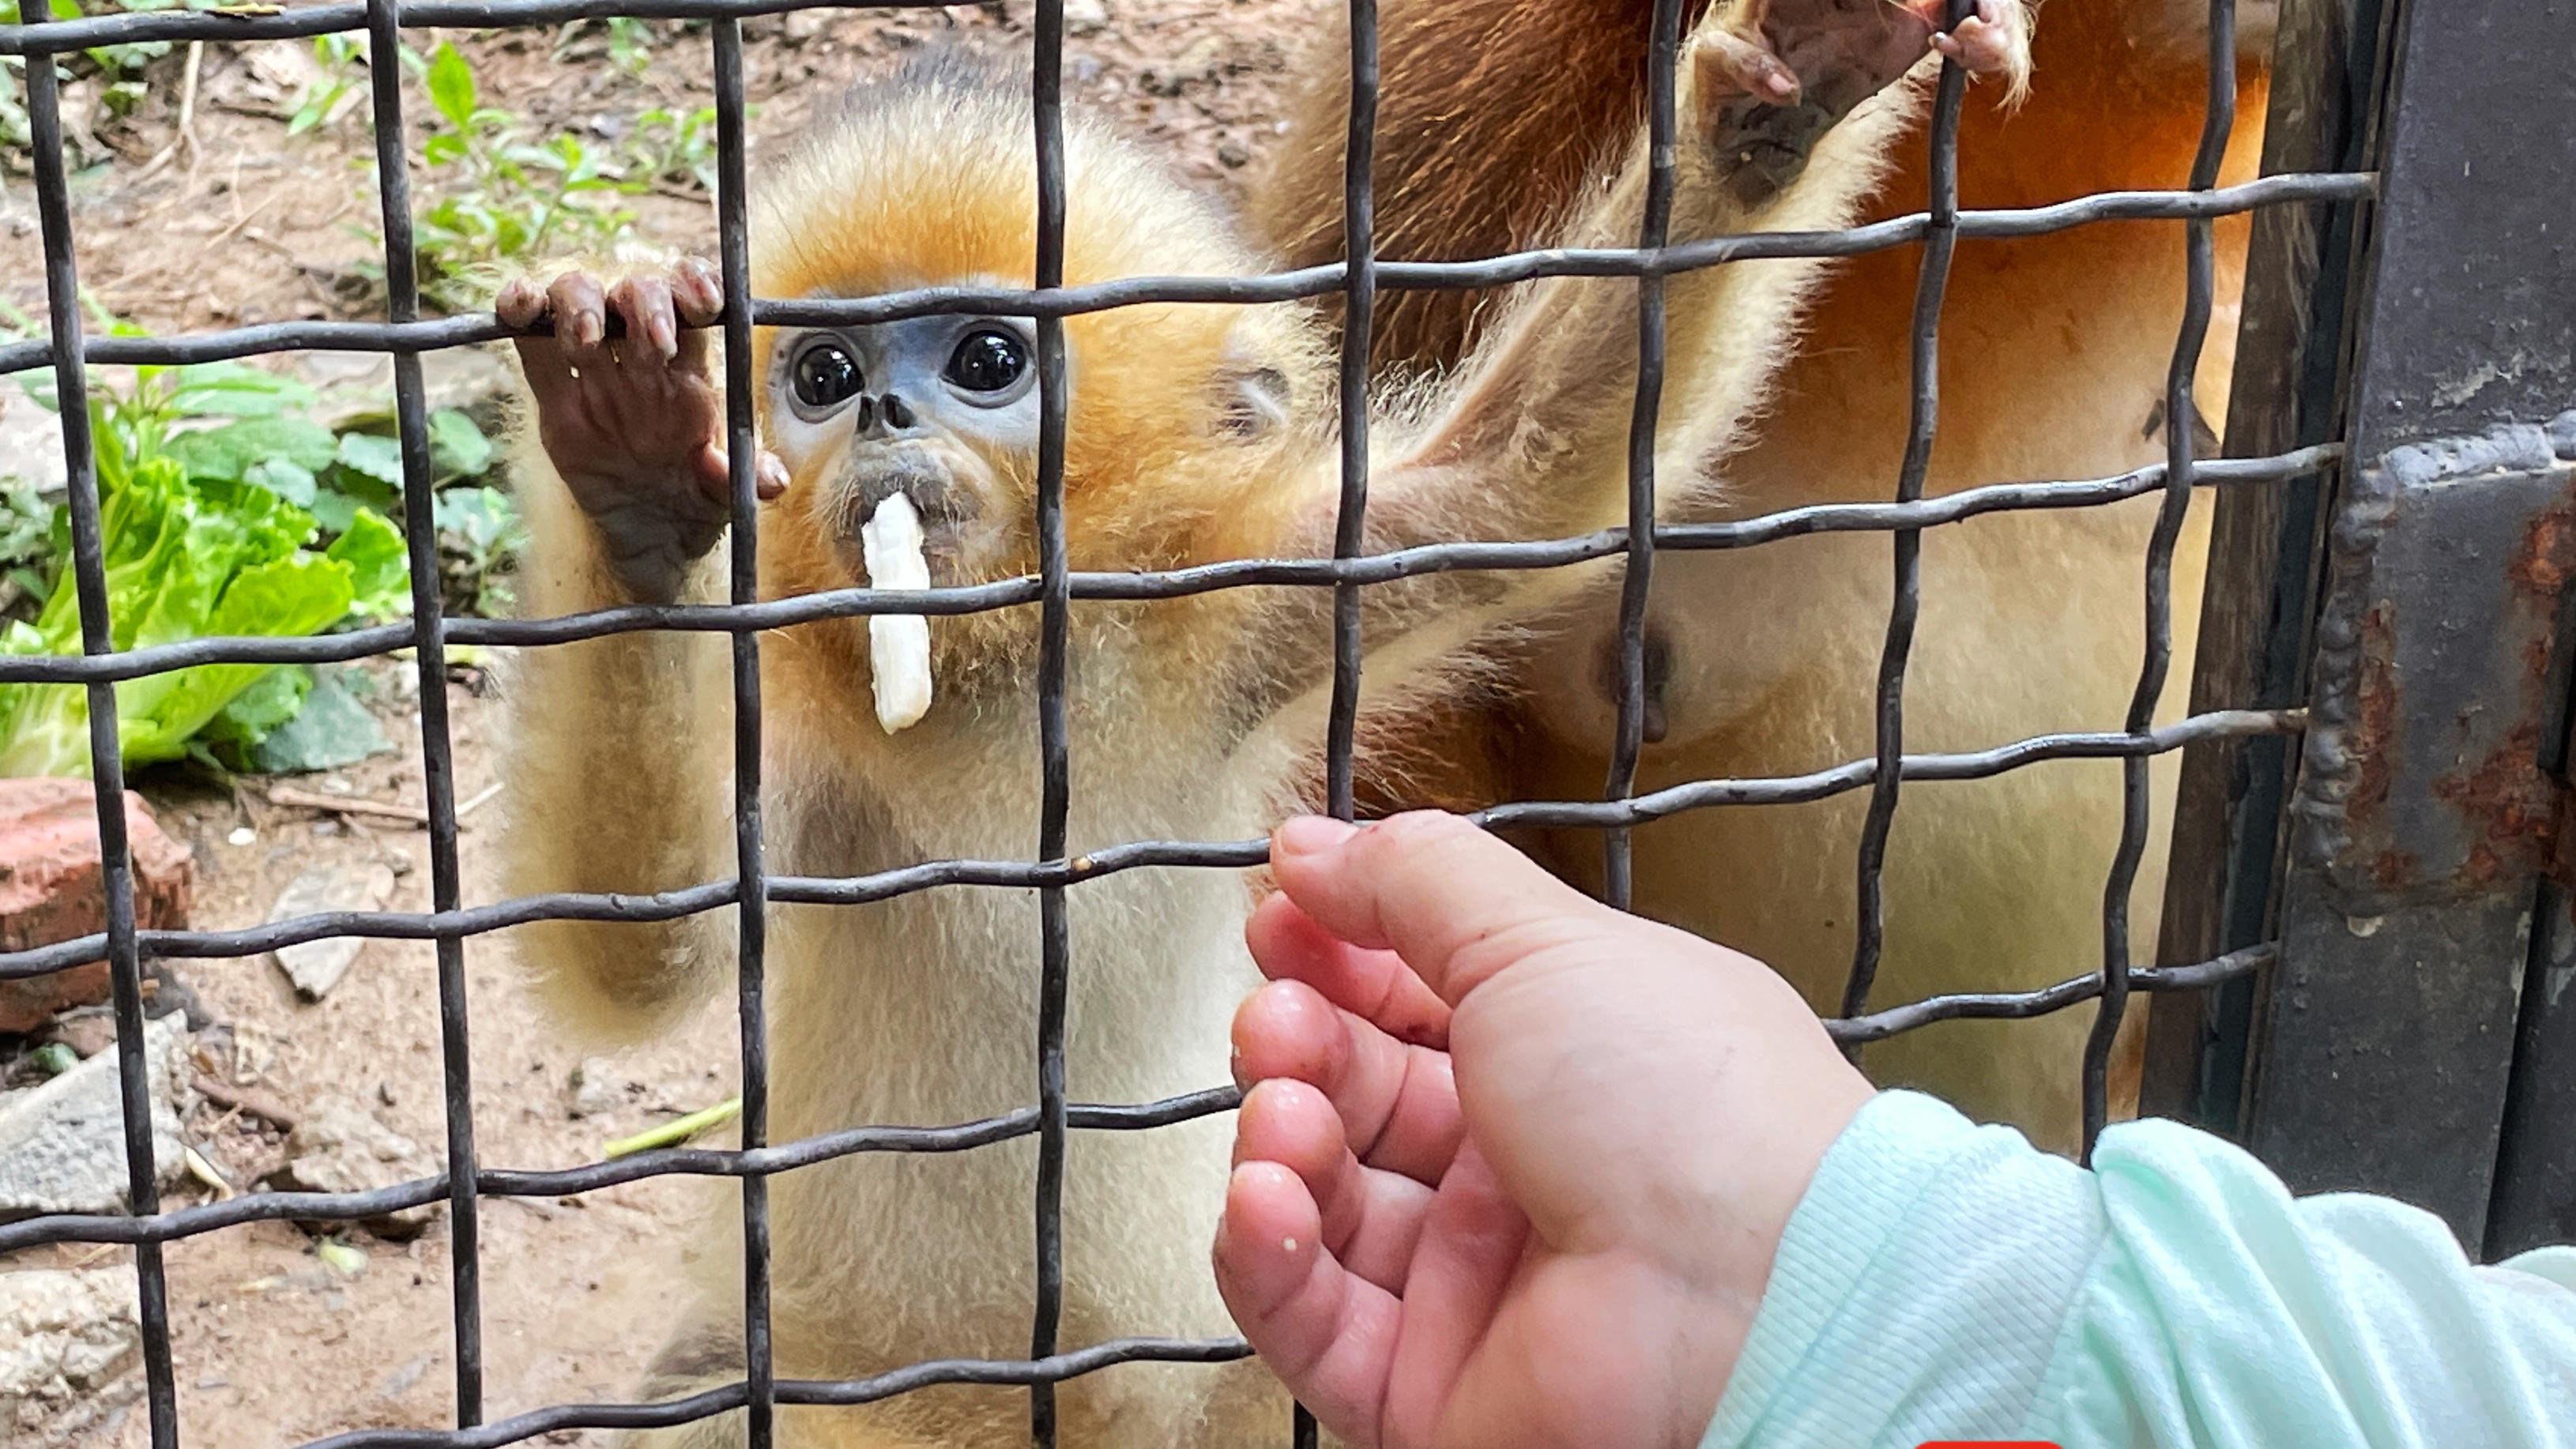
[
  {"x1": 672, "y1": 318, "x2": 711, "y2": 379},
  {"x1": 1924, "y1": 0, "x2": 2029, "y2": 82},
  {"x1": 1693, "y1": 24, "x2": 1801, "y2": 103},
  {"x1": 671, "y1": 255, "x2": 725, "y2": 328},
  {"x1": 496, "y1": 276, "x2": 549, "y2": 331},
  {"x1": 500, "y1": 277, "x2": 584, "y2": 397},
  {"x1": 1232, "y1": 975, "x2": 1463, "y2": 1187},
  {"x1": 1237, "y1": 1079, "x2": 1435, "y2": 1293},
  {"x1": 547, "y1": 270, "x2": 612, "y2": 363},
  {"x1": 698, "y1": 443, "x2": 739, "y2": 501},
  {"x1": 694, "y1": 447, "x2": 789, "y2": 505},
  {"x1": 1246, "y1": 889, "x2": 1450, "y2": 1047},
  {"x1": 1267, "y1": 812, "x2": 1617, "y2": 1008},
  {"x1": 608, "y1": 273, "x2": 680, "y2": 363},
  {"x1": 1212, "y1": 1162, "x2": 1400, "y2": 1447}
]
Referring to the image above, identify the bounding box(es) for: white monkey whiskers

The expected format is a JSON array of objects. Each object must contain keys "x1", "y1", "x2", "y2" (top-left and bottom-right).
[{"x1": 859, "y1": 492, "x2": 934, "y2": 732}]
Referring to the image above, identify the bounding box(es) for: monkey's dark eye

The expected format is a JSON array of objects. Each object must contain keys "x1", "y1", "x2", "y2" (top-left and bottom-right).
[
  {"x1": 791, "y1": 342, "x2": 864, "y2": 409},
  {"x1": 943, "y1": 329, "x2": 1027, "y2": 393}
]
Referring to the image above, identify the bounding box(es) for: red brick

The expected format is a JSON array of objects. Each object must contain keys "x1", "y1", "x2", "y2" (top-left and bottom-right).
[{"x1": 0, "y1": 779, "x2": 193, "y2": 1034}]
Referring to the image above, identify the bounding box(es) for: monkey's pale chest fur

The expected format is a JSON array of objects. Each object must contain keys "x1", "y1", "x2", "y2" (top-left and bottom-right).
[{"x1": 746, "y1": 678, "x2": 1265, "y2": 1381}]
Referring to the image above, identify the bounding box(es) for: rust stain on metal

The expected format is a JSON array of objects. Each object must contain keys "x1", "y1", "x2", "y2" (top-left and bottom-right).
[
  {"x1": 2513, "y1": 500, "x2": 2576, "y2": 599},
  {"x1": 2432, "y1": 721, "x2": 2559, "y2": 890},
  {"x1": 2369, "y1": 847, "x2": 2421, "y2": 891}
]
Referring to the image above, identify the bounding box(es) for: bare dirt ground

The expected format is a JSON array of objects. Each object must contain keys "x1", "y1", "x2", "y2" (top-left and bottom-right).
[
  {"x1": 0, "y1": 1, "x2": 1308, "y2": 339},
  {"x1": 0, "y1": 3, "x2": 1316, "y2": 1443}
]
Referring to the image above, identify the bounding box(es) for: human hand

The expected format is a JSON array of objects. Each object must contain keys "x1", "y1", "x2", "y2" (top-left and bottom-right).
[{"x1": 1215, "y1": 811, "x2": 1875, "y2": 1449}]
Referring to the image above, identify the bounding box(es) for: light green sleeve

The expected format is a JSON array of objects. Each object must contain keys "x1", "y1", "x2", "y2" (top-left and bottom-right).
[{"x1": 1699, "y1": 1090, "x2": 2576, "y2": 1449}]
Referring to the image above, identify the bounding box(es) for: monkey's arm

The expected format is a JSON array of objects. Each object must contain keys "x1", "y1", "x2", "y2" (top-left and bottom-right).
[
  {"x1": 1222, "y1": 0, "x2": 2025, "y2": 709},
  {"x1": 496, "y1": 264, "x2": 773, "y2": 1041}
]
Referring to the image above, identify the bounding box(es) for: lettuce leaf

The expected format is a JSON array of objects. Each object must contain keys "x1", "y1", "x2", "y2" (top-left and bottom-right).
[{"x1": 0, "y1": 457, "x2": 405, "y2": 778}]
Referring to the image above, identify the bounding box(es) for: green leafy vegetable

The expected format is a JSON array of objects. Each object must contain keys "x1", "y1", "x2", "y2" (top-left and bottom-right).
[
  {"x1": 0, "y1": 457, "x2": 396, "y2": 777},
  {"x1": 201, "y1": 665, "x2": 393, "y2": 775}
]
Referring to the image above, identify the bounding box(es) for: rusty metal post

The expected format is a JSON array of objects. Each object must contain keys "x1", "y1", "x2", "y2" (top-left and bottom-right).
[{"x1": 2183, "y1": 0, "x2": 2576, "y2": 1251}]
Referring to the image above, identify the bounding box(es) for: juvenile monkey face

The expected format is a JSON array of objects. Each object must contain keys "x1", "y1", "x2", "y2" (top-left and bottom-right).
[{"x1": 764, "y1": 311, "x2": 1045, "y2": 585}]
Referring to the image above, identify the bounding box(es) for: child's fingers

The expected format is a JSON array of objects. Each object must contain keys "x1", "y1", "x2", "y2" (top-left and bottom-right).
[
  {"x1": 1269, "y1": 812, "x2": 1613, "y2": 1007},
  {"x1": 1236, "y1": 1079, "x2": 1437, "y2": 1293},
  {"x1": 1233, "y1": 977, "x2": 1465, "y2": 1187},
  {"x1": 1215, "y1": 1161, "x2": 1401, "y2": 1448},
  {"x1": 1247, "y1": 889, "x2": 1450, "y2": 1048},
  {"x1": 1380, "y1": 1143, "x2": 1535, "y2": 1442}
]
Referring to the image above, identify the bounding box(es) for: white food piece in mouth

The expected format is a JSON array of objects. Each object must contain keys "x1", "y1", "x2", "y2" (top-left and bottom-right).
[{"x1": 858, "y1": 492, "x2": 933, "y2": 734}]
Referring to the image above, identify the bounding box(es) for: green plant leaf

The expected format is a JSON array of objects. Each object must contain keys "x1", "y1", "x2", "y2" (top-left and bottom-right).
[
  {"x1": 312, "y1": 472, "x2": 399, "y2": 534},
  {"x1": 196, "y1": 663, "x2": 311, "y2": 761},
  {"x1": 167, "y1": 361, "x2": 316, "y2": 419},
  {"x1": 164, "y1": 414, "x2": 340, "y2": 485},
  {"x1": 326, "y1": 506, "x2": 410, "y2": 619},
  {"x1": 425, "y1": 40, "x2": 477, "y2": 132},
  {"x1": 243, "y1": 457, "x2": 320, "y2": 507},
  {"x1": 334, "y1": 431, "x2": 405, "y2": 486},
  {"x1": 427, "y1": 408, "x2": 495, "y2": 478},
  {"x1": 0, "y1": 457, "x2": 360, "y2": 777},
  {"x1": 432, "y1": 485, "x2": 518, "y2": 552},
  {"x1": 205, "y1": 665, "x2": 391, "y2": 775}
]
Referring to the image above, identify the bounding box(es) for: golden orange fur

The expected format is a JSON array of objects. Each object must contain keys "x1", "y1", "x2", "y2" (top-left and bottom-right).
[
  {"x1": 1256, "y1": 0, "x2": 2276, "y2": 1150},
  {"x1": 496, "y1": 13, "x2": 2006, "y2": 1443}
]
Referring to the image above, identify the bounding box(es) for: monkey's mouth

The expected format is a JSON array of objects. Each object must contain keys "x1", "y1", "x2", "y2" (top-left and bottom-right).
[
  {"x1": 858, "y1": 491, "x2": 935, "y2": 734},
  {"x1": 836, "y1": 454, "x2": 985, "y2": 586}
]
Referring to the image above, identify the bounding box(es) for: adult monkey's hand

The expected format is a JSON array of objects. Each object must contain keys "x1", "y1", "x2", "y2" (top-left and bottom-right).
[{"x1": 1216, "y1": 811, "x2": 1876, "y2": 1449}]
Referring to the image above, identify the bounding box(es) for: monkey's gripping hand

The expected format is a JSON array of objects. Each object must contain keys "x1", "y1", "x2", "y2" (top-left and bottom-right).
[
  {"x1": 498, "y1": 258, "x2": 789, "y2": 604},
  {"x1": 1691, "y1": 0, "x2": 2029, "y2": 206}
]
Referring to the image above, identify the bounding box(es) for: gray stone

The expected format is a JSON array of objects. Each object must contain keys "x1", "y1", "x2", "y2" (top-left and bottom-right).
[
  {"x1": 266, "y1": 862, "x2": 397, "y2": 999},
  {"x1": 567, "y1": 1057, "x2": 627, "y2": 1119},
  {"x1": 0, "y1": 1266, "x2": 141, "y2": 1434},
  {"x1": 0, "y1": 385, "x2": 66, "y2": 499},
  {"x1": 0, "y1": 1014, "x2": 191, "y2": 1220},
  {"x1": 262, "y1": 1094, "x2": 443, "y2": 1239}
]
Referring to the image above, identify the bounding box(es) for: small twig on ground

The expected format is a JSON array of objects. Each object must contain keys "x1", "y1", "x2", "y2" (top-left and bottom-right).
[
  {"x1": 133, "y1": 41, "x2": 206, "y2": 183},
  {"x1": 455, "y1": 781, "x2": 506, "y2": 820},
  {"x1": 205, "y1": 190, "x2": 281, "y2": 247},
  {"x1": 193, "y1": 1073, "x2": 300, "y2": 1130},
  {"x1": 603, "y1": 1096, "x2": 743, "y2": 1159},
  {"x1": 266, "y1": 784, "x2": 431, "y2": 825},
  {"x1": 183, "y1": 1146, "x2": 235, "y2": 1200}
]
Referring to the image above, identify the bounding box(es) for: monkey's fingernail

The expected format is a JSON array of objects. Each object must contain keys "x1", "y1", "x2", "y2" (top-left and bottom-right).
[
  {"x1": 757, "y1": 453, "x2": 790, "y2": 496},
  {"x1": 1275, "y1": 816, "x2": 1361, "y2": 857},
  {"x1": 574, "y1": 313, "x2": 604, "y2": 348},
  {"x1": 651, "y1": 313, "x2": 678, "y2": 359}
]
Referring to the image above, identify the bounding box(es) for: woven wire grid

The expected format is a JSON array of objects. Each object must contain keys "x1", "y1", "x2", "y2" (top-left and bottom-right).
[{"x1": 0, "y1": 0, "x2": 2363, "y2": 1444}]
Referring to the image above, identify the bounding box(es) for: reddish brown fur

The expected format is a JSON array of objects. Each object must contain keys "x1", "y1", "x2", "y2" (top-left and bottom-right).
[
  {"x1": 1252, "y1": 0, "x2": 2275, "y2": 1146},
  {"x1": 1249, "y1": 0, "x2": 1712, "y2": 374}
]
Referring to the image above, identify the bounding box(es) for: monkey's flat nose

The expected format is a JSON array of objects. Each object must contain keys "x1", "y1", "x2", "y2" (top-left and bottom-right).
[{"x1": 854, "y1": 391, "x2": 924, "y2": 442}]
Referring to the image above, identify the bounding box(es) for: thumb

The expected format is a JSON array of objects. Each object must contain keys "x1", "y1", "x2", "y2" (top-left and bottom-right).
[{"x1": 1267, "y1": 811, "x2": 1624, "y2": 1007}]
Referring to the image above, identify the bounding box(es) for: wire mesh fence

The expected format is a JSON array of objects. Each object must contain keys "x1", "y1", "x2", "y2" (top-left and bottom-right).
[{"x1": 0, "y1": 0, "x2": 2379, "y2": 1445}]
